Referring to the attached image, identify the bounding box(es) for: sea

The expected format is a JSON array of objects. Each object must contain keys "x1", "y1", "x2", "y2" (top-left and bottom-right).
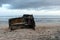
[{"x1": 0, "y1": 15, "x2": 60, "y2": 26}]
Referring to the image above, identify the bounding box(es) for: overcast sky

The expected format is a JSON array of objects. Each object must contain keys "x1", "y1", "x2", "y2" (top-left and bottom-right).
[{"x1": 0, "y1": 0, "x2": 60, "y2": 16}]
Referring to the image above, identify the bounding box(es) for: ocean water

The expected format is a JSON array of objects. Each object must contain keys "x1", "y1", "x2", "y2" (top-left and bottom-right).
[
  {"x1": 0, "y1": 15, "x2": 60, "y2": 23},
  {"x1": 0, "y1": 15, "x2": 60, "y2": 27}
]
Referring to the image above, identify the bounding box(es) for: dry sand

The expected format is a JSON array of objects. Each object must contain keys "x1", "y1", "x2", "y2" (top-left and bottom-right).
[{"x1": 0, "y1": 23, "x2": 60, "y2": 40}]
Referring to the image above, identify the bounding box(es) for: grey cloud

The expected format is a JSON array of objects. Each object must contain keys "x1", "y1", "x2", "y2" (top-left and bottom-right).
[{"x1": 0, "y1": 0, "x2": 60, "y2": 9}]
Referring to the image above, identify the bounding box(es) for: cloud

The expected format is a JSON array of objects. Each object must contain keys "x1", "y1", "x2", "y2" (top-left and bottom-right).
[
  {"x1": 0, "y1": 0, "x2": 60, "y2": 9},
  {"x1": 0, "y1": 7, "x2": 60, "y2": 16}
]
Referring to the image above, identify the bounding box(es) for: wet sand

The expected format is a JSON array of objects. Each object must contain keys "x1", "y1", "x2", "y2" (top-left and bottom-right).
[{"x1": 0, "y1": 23, "x2": 60, "y2": 40}]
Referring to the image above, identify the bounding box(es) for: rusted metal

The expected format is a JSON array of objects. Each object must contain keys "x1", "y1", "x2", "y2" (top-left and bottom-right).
[{"x1": 9, "y1": 14, "x2": 35, "y2": 30}]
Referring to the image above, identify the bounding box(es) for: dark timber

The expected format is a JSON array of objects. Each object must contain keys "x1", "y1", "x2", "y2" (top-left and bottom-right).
[{"x1": 9, "y1": 14, "x2": 35, "y2": 30}]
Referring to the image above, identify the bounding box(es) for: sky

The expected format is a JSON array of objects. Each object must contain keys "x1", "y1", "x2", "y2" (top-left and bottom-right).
[{"x1": 0, "y1": 0, "x2": 60, "y2": 16}]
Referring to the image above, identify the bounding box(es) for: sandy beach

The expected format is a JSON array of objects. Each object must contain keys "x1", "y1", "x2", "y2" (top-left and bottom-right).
[{"x1": 0, "y1": 22, "x2": 60, "y2": 40}]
